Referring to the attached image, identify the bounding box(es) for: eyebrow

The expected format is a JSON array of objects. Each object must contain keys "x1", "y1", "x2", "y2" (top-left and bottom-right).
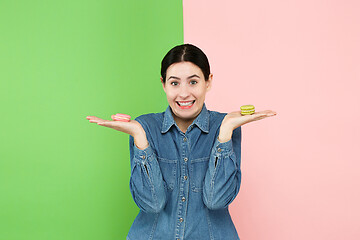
[{"x1": 167, "y1": 74, "x2": 201, "y2": 81}]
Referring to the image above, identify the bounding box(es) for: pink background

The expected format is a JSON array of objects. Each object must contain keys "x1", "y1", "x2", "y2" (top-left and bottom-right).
[{"x1": 183, "y1": 0, "x2": 360, "y2": 239}]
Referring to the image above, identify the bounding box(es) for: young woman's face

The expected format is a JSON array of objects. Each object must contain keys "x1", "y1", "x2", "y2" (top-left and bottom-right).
[{"x1": 162, "y1": 61, "x2": 212, "y2": 124}]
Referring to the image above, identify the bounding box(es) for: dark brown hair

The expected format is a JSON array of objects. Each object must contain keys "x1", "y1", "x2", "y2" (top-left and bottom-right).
[{"x1": 161, "y1": 44, "x2": 211, "y2": 83}]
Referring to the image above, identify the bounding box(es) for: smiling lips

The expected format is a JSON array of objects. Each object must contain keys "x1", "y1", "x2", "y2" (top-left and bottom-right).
[{"x1": 176, "y1": 100, "x2": 195, "y2": 109}]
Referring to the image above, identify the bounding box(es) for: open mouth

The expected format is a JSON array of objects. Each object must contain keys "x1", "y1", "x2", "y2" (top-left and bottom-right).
[{"x1": 176, "y1": 100, "x2": 195, "y2": 108}]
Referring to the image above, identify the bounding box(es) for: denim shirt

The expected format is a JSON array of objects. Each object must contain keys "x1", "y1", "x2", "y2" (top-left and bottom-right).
[{"x1": 127, "y1": 104, "x2": 242, "y2": 240}]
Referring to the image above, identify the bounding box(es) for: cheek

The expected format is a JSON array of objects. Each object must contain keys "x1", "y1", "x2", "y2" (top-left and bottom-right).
[
  {"x1": 165, "y1": 90, "x2": 176, "y2": 100},
  {"x1": 195, "y1": 88, "x2": 207, "y2": 99}
]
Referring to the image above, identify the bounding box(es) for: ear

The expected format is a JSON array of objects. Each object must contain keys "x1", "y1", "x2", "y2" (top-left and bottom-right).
[
  {"x1": 206, "y1": 73, "x2": 213, "y2": 92},
  {"x1": 160, "y1": 77, "x2": 166, "y2": 90}
]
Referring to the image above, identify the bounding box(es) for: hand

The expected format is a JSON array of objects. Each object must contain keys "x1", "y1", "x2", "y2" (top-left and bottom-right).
[
  {"x1": 218, "y1": 110, "x2": 277, "y2": 143},
  {"x1": 86, "y1": 115, "x2": 149, "y2": 149},
  {"x1": 224, "y1": 110, "x2": 277, "y2": 129}
]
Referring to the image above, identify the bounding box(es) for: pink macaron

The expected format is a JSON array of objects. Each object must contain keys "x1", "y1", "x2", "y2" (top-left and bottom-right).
[{"x1": 112, "y1": 113, "x2": 131, "y2": 122}]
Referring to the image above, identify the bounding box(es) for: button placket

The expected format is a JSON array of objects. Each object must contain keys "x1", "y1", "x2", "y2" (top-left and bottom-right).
[{"x1": 176, "y1": 133, "x2": 189, "y2": 239}]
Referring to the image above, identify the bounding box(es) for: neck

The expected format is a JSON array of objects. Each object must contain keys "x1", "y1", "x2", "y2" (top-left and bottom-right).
[{"x1": 172, "y1": 115, "x2": 194, "y2": 133}]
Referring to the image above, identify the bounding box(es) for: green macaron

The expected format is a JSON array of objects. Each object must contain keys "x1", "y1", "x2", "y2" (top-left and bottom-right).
[{"x1": 240, "y1": 105, "x2": 255, "y2": 115}]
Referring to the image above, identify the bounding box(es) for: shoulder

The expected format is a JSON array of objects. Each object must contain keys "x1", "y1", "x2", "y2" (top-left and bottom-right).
[
  {"x1": 208, "y1": 109, "x2": 227, "y2": 126},
  {"x1": 207, "y1": 109, "x2": 241, "y2": 135},
  {"x1": 134, "y1": 112, "x2": 164, "y2": 131}
]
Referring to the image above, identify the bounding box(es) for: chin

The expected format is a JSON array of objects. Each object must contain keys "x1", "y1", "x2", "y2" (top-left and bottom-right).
[{"x1": 174, "y1": 107, "x2": 201, "y2": 120}]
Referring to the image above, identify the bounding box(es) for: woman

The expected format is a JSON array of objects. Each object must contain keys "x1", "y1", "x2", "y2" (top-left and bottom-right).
[{"x1": 87, "y1": 44, "x2": 276, "y2": 240}]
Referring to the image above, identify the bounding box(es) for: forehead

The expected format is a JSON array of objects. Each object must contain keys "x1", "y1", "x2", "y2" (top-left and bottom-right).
[{"x1": 166, "y1": 61, "x2": 204, "y2": 78}]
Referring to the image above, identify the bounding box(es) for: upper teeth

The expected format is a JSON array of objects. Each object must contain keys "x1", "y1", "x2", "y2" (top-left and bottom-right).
[{"x1": 178, "y1": 101, "x2": 194, "y2": 106}]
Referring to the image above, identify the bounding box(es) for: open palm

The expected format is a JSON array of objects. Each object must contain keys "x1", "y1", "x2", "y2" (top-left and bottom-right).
[
  {"x1": 224, "y1": 110, "x2": 277, "y2": 129},
  {"x1": 86, "y1": 115, "x2": 143, "y2": 136}
]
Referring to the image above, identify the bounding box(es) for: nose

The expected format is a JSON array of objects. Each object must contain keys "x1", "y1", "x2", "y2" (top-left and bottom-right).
[{"x1": 178, "y1": 84, "x2": 190, "y2": 99}]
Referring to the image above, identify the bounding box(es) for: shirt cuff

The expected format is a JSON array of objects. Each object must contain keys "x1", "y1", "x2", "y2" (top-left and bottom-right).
[
  {"x1": 133, "y1": 144, "x2": 155, "y2": 164},
  {"x1": 214, "y1": 138, "x2": 233, "y2": 156}
]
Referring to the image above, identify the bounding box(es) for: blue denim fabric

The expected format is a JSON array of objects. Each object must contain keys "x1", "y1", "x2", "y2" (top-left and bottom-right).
[{"x1": 127, "y1": 104, "x2": 241, "y2": 240}]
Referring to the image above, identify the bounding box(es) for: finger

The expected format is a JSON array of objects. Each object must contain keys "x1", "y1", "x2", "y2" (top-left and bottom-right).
[
  {"x1": 265, "y1": 110, "x2": 277, "y2": 116},
  {"x1": 87, "y1": 116, "x2": 107, "y2": 123},
  {"x1": 252, "y1": 113, "x2": 277, "y2": 121},
  {"x1": 250, "y1": 112, "x2": 268, "y2": 118},
  {"x1": 97, "y1": 121, "x2": 114, "y2": 126},
  {"x1": 253, "y1": 110, "x2": 277, "y2": 117},
  {"x1": 267, "y1": 112, "x2": 277, "y2": 116},
  {"x1": 86, "y1": 116, "x2": 96, "y2": 120},
  {"x1": 97, "y1": 121, "x2": 125, "y2": 127}
]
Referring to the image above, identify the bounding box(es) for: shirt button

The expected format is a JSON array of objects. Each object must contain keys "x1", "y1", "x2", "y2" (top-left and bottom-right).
[
  {"x1": 184, "y1": 157, "x2": 188, "y2": 162},
  {"x1": 217, "y1": 148, "x2": 222, "y2": 152},
  {"x1": 179, "y1": 217, "x2": 183, "y2": 222},
  {"x1": 183, "y1": 137, "x2": 187, "y2": 142},
  {"x1": 181, "y1": 197, "x2": 186, "y2": 202},
  {"x1": 184, "y1": 175, "x2": 188, "y2": 180},
  {"x1": 141, "y1": 155, "x2": 145, "y2": 159}
]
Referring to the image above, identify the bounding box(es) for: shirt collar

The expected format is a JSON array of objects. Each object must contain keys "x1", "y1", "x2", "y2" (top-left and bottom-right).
[{"x1": 161, "y1": 104, "x2": 210, "y2": 134}]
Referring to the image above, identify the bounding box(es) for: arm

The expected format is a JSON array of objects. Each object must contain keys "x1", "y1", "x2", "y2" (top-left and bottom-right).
[
  {"x1": 86, "y1": 115, "x2": 167, "y2": 213},
  {"x1": 128, "y1": 118, "x2": 167, "y2": 213},
  {"x1": 203, "y1": 109, "x2": 277, "y2": 209},
  {"x1": 203, "y1": 126, "x2": 241, "y2": 210},
  {"x1": 129, "y1": 135, "x2": 167, "y2": 213}
]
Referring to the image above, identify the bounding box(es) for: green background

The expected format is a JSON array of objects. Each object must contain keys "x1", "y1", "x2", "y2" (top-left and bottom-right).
[{"x1": 0, "y1": 0, "x2": 183, "y2": 239}]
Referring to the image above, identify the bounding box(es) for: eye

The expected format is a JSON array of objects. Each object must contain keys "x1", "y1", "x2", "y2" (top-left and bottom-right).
[
  {"x1": 170, "y1": 82, "x2": 179, "y2": 86},
  {"x1": 190, "y1": 80, "x2": 198, "y2": 85}
]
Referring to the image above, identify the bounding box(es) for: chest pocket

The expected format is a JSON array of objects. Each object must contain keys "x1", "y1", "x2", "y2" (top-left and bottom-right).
[
  {"x1": 190, "y1": 157, "x2": 209, "y2": 192},
  {"x1": 157, "y1": 157, "x2": 177, "y2": 191}
]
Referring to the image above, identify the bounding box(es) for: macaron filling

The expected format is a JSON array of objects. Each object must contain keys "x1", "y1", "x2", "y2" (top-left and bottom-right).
[
  {"x1": 112, "y1": 114, "x2": 131, "y2": 121},
  {"x1": 114, "y1": 116, "x2": 129, "y2": 120},
  {"x1": 241, "y1": 110, "x2": 255, "y2": 115}
]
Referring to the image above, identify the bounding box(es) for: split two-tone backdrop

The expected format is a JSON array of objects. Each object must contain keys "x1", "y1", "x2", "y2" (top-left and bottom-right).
[{"x1": 1, "y1": 0, "x2": 359, "y2": 239}]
